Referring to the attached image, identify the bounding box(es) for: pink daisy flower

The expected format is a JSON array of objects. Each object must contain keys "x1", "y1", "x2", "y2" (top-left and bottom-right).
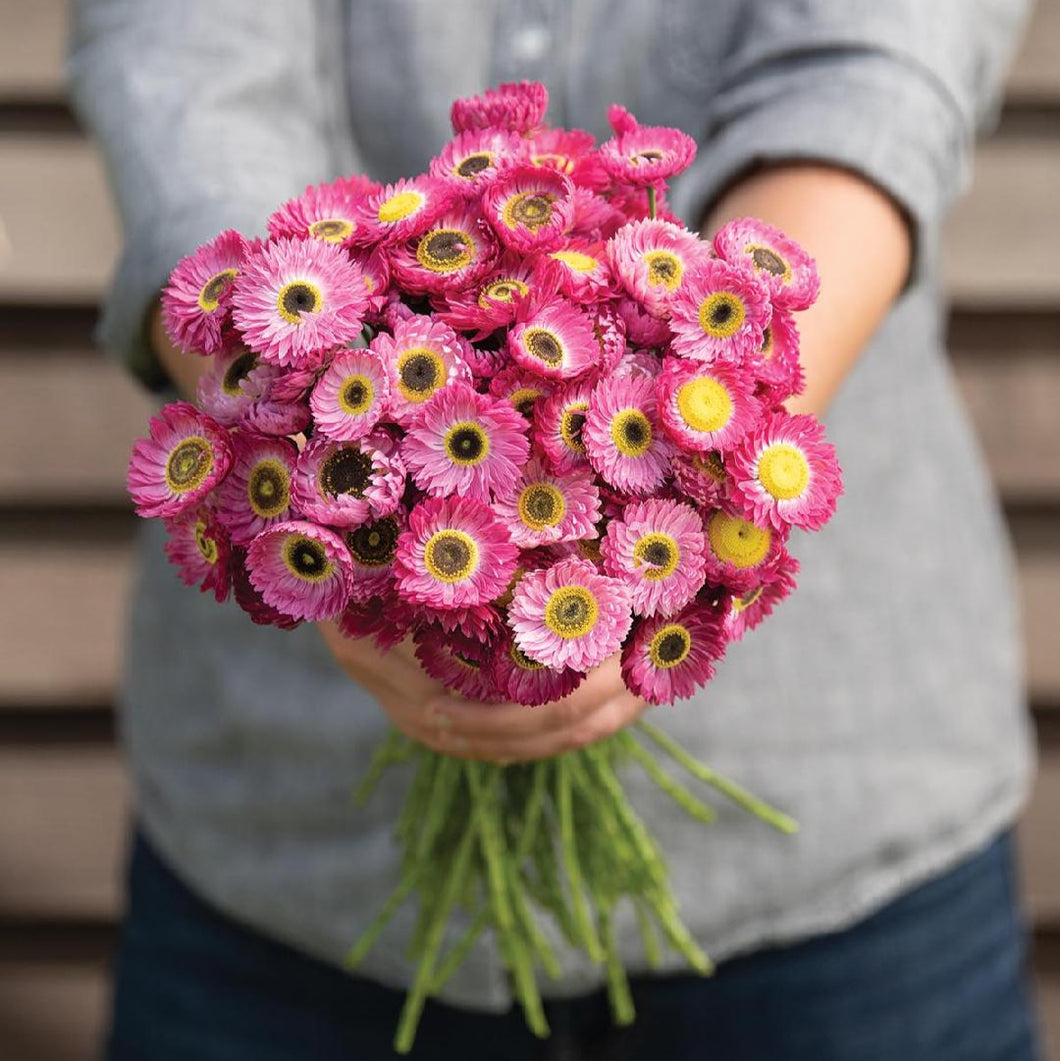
[
  {"x1": 429, "y1": 128, "x2": 526, "y2": 196},
  {"x1": 355, "y1": 175, "x2": 455, "y2": 247},
  {"x1": 508, "y1": 300, "x2": 598, "y2": 381},
  {"x1": 450, "y1": 80, "x2": 548, "y2": 135},
  {"x1": 621, "y1": 602, "x2": 727, "y2": 705},
  {"x1": 702, "y1": 506, "x2": 788, "y2": 595},
  {"x1": 601, "y1": 498, "x2": 707, "y2": 618},
  {"x1": 400, "y1": 382, "x2": 530, "y2": 503},
  {"x1": 490, "y1": 631, "x2": 585, "y2": 707},
  {"x1": 508, "y1": 557, "x2": 633, "y2": 673},
  {"x1": 339, "y1": 592, "x2": 417, "y2": 653},
  {"x1": 607, "y1": 218, "x2": 709, "y2": 319},
  {"x1": 615, "y1": 296, "x2": 672, "y2": 348},
  {"x1": 527, "y1": 127, "x2": 607, "y2": 190},
  {"x1": 463, "y1": 333, "x2": 513, "y2": 378},
  {"x1": 656, "y1": 357, "x2": 760, "y2": 454},
  {"x1": 724, "y1": 551, "x2": 800, "y2": 643},
  {"x1": 310, "y1": 349, "x2": 390, "y2": 442},
  {"x1": 245, "y1": 519, "x2": 353, "y2": 622},
  {"x1": 230, "y1": 546, "x2": 302, "y2": 630},
  {"x1": 534, "y1": 381, "x2": 594, "y2": 474},
  {"x1": 292, "y1": 433, "x2": 405, "y2": 528},
  {"x1": 231, "y1": 238, "x2": 369, "y2": 367},
  {"x1": 127, "y1": 402, "x2": 233, "y2": 519},
  {"x1": 163, "y1": 506, "x2": 231, "y2": 603},
  {"x1": 482, "y1": 166, "x2": 574, "y2": 254},
  {"x1": 671, "y1": 450, "x2": 731, "y2": 509},
  {"x1": 713, "y1": 217, "x2": 820, "y2": 311},
  {"x1": 598, "y1": 117, "x2": 697, "y2": 187},
  {"x1": 343, "y1": 513, "x2": 405, "y2": 603},
  {"x1": 215, "y1": 432, "x2": 299, "y2": 545},
  {"x1": 493, "y1": 457, "x2": 601, "y2": 548},
  {"x1": 548, "y1": 242, "x2": 613, "y2": 303},
  {"x1": 414, "y1": 625, "x2": 501, "y2": 702},
  {"x1": 394, "y1": 495, "x2": 518, "y2": 609},
  {"x1": 161, "y1": 230, "x2": 246, "y2": 355},
  {"x1": 488, "y1": 366, "x2": 554, "y2": 421},
  {"x1": 267, "y1": 179, "x2": 365, "y2": 247},
  {"x1": 753, "y1": 308, "x2": 805, "y2": 405},
  {"x1": 613, "y1": 348, "x2": 662, "y2": 381},
  {"x1": 567, "y1": 187, "x2": 627, "y2": 242},
  {"x1": 588, "y1": 303, "x2": 628, "y2": 377},
  {"x1": 350, "y1": 247, "x2": 392, "y2": 319},
  {"x1": 389, "y1": 204, "x2": 498, "y2": 296},
  {"x1": 244, "y1": 395, "x2": 312, "y2": 438},
  {"x1": 196, "y1": 345, "x2": 276, "y2": 425},
  {"x1": 426, "y1": 602, "x2": 505, "y2": 645},
  {"x1": 584, "y1": 372, "x2": 674, "y2": 495},
  {"x1": 370, "y1": 315, "x2": 473, "y2": 426},
  {"x1": 729, "y1": 411, "x2": 843, "y2": 532},
  {"x1": 439, "y1": 253, "x2": 558, "y2": 339},
  {"x1": 668, "y1": 258, "x2": 772, "y2": 364}
]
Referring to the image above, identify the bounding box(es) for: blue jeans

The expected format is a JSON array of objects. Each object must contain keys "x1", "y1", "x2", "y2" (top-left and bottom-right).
[{"x1": 107, "y1": 829, "x2": 1042, "y2": 1060}]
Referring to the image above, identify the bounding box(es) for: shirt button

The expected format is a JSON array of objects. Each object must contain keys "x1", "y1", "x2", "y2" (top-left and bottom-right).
[{"x1": 511, "y1": 25, "x2": 550, "y2": 63}]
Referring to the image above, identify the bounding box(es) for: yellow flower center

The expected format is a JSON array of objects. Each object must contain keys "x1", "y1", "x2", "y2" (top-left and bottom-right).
[
  {"x1": 423, "y1": 529, "x2": 478, "y2": 583},
  {"x1": 502, "y1": 191, "x2": 555, "y2": 231},
  {"x1": 508, "y1": 386, "x2": 543, "y2": 418},
  {"x1": 706, "y1": 511, "x2": 771, "y2": 569},
  {"x1": 610, "y1": 409, "x2": 653, "y2": 457},
  {"x1": 509, "y1": 641, "x2": 545, "y2": 671},
  {"x1": 197, "y1": 269, "x2": 237, "y2": 313},
  {"x1": 309, "y1": 218, "x2": 354, "y2": 243},
  {"x1": 648, "y1": 624, "x2": 692, "y2": 668},
  {"x1": 544, "y1": 585, "x2": 599, "y2": 639},
  {"x1": 676, "y1": 376, "x2": 733, "y2": 434},
  {"x1": 757, "y1": 444, "x2": 810, "y2": 500},
  {"x1": 732, "y1": 585, "x2": 765, "y2": 612},
  {"x1": 247, "y1": 458, "x2": 291, "y2": 518},
  {"x1": 697, "y1": 292, "x2": 745, "y2": 339},
  {"x1": 480, "y1": 277, "x2": 528, "y2": 307},
  {"x1": 396, "y1": 347, "x2": 445, "y2": 404},
  {"x1": 377, "y1": 190, "x2": 425, "y2": 223},
  {"x1": 443, "y1": 421, "x2": 490, "y2": 466},
  {"x1": 193, "y1": 519, "x2": 218, "y2": 564},
  {"x1": 282, "y1": 534, "x2": 334, "y2": 582},
  {"x1": 633, "y1": 532, "x2": 680, "y2": 581},
  {"x1": 560, "y1": 402, "x2": 589, "y2": 453},
  {"x1": 338, "y1": 374, "x2": 375, "y2": 416},
  {"x1": 165, "y1": 437, "x2": 214, "y2": 494},
  {"x1": 532, "y1": 152, "x2": 575, "y2": 174},
  {"x1": 276, "y1": 280, "x2": 322, "y2": 325},
  {"x1": 416, "y1": 228, "x2": 475, "y2": 274},
  {"x1": 551, "y1": 249, "x2": 599, "y2": 273},
  {"x1": 643, "y1": 250, "x2": 683, "y2": 291},
  {"x1": 517, "y1": 482, "x2": 566, "y2": 531},
  {"x1": 694, "y1": 451, "x2": 728, "y2": 484}
]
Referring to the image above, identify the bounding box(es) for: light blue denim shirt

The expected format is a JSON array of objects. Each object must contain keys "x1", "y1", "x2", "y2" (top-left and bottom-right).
[{"x1": 68, "y1": 0, "x2": 1035, "y2": 1009}]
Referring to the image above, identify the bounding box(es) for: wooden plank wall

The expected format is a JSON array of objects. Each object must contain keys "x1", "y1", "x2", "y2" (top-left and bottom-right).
[{"x1": 0, "y1": 3, "x2": 1057, "y2": 1057}]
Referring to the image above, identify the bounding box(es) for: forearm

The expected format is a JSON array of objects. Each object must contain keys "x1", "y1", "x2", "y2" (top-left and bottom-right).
[{"x1": 702, "y1": 164, "x2": 911, "y2": 417}]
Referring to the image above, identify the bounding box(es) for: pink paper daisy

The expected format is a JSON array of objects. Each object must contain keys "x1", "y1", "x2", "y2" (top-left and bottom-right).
[
  {"x1": 215, "y1": 432, "x2": 299, "y2": 545},
  {"x1": 291, "y1": 433, "x2": 405, "y2": 528},
  {"x1": 267, "y1": 179, "x2": 365, "y2": 247},
  {"x1": 343, "y1": 512, "x2": 405, "y2": 603},
  {"x1": 508, "y1": 300, "x2": 598, "y2": 381},
  {"x1": 508, "y1": 557, "x2": 633, "y2": 673},
  {"x1": 701, "y1": 506, "x2": 788, "y2": 595},
  {"x1": 230, "y1": 546, "x2": 302, "y2": 630},
  {"x1": 584, "y1": 372, "x2": 674, "y2": 495},
  {"x1": 493, "y1": 457, "x2": 601, "y2": 548},
  {"x1": 598, "y1": 120, "x2": 696, "y2": 187},
  {"x1": 439, "y1": 253, "x2": 559, "y2": 339},
  {"x1": 163, "y1": 506, "x2": 231, "y2": 603},
  {"x1": 601, "y1": 498, "x2": 707, "y2": 618},
  {"x1": 450, "y1": 80, "x2": 548, "y2": 135},
  {"x1": 488, "y1": 366, "x2": 554, "y2": 422},
  {"x1": 231, "y1": 237, "x2": 369, "y2": 367},
  {"x1": 671, "y1": 450, "x2": 731, "y2": 509},
  {"x1": 616, "y1": 296, "x2": 672, "y2": 348},
  {"x1": 245, "y1": 519, "x2": 353, "y2": 622},
  {"x1": 393, "y1": 495, "x2": 518, "y2": 610},
  {"x1": 607, "y1": 218, "x2": 709, "y2": 319},
  {"x1": 414, "y1": 624, "x2": 501, "y2": 702},
  {"x1": 310, "y1": 349, "x2": 390, "y2": 442},
  {"x1": 724, "y1": 550, "x2": 800, "y2": 643},
  {"x1": 426, "y1": 601, "x2": 506, "y2": 644},
  {"x1": 567, "y1": 187, "x2": 627, "y2": 242},
  {"x1": 490, "y1": 631, "x2": 585, "y2": 707},
  {"x1": 656, "y1": 357, "x2": 760, "y2": 454},
  {"x1": 350, "y1": 247, "x2": 392, "y2": 319},
  {"x1": 534, "y1": 381, "x2": 595, "y2": 474},
  {"x1": 668, "y1": 258, "x2": 772, "y2": 364},
  {"x1": 729, "y1": 411, "x2": 843, "y2": 532},
  {"x1": 613, "y1": 348, "x2": 662, "y2": 381},
  {"x1": 527, "y1": 127, "x2": 607, "y2": 190},
  {"x1": 621, "y1": 602, "x2": 727, "y2": 705},
  {"x1": 429, "y1": 128, "x2": 526, "y2": 196},
  {"x1": 482, "y1": 165, "x2": 574, "y2": 254},
  {"x1": 355, "y1": 175, "x2": 455, "y2": 247},
  {"x1": 588, "y1": 303, "x2": 628, "y2": 377},
  {"x1": 753, "y1": 308, "x2": 805, "y2": 405},
  {"x1": 714, "y1": 217, "x2": 820, "y2": 311},
  {"x1": 339, "y1": 592, "x2": 417, "y2": 653},
  {"x1": 128, "y1": 402, "x2": 233, "y2": 519},
  {"x1": 400, "y1": 382, "x2": 530, "y2": 503},
  {"x1": 244, "y1": 395, "x2": 312, "y2": 438},
  {"x1": 196, "y1": 345, "x2": 276, "y2": 425},
  {"x1": 389, "y1": 204, "x2": 498, "y2": 296},
  {"x1": 370, "y1": 315, "x2": 473, "y2": 426},
  {"x1": 161, "y1": 230, "x2": 246, "y2": 355},
  {"x1": 548, "y1": 242, "x2": 613, "y2": 303}
]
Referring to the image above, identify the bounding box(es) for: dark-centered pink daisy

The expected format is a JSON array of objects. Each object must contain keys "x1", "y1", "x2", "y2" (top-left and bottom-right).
[
  {"x1": 215, "y1": 432, "x2": 299, "y2": 545},
  {"x1": 245, "y1": 519, "x2": 353, "y2": 622},
  {"x1": 729, "y1": 411, "x2": 842, "y2": 532},
  {"x1": 598, "y1": 116, "x2": 696, "y2": 187},
  {"x1": 161, "y1": 230, "x2": 246, "y2": 355},
  {"x1": 668, "y1": 259, "x2": 772, "y2": 364},
  {"x1": 657, "y1": 357, "x2": 760, "y2": 454},
  {"x1": 230, "y1": 546, "x2": 302, "y2": 630},
  {"x1": 310, "y1": 348, "x2": 389, "y2": 442},
  {"x1": 490, "y1": 630, "x2": 585, "y2": 707},
  {"x1": 196, "y1": 345, "x2": 276, "y2": 425},
  {"x1": 343, "y1": 512, "x2": 405, "y2": 603},
  {"x1": 414, "y1": 624, "x2": 501, "y2": 702},
  {"x1": 267, "y1": 179, "x2": 365, "y2": 247},
  {"x1": 393, "y1": 495, "x2": 518, "y2": 610},
  {"x1": 702, "y1": 506, "x2": 788, "y2": 596},
  {"x1": 400, "y1": 382, "x2": 530, "y2": 503},
  {"x1": 370, "y1": 315, "x2": 473, "y2": 426},
  {"x1": 527, "y1": 127, "x2": 607, "y2": 190},
  {"x1": 231, "y1": 237, "x2": 369, "y2": 367},
  {"x1": 493, "y1": 457, "x2": 601, "y2": 548},
  {"x1": 482, "y1": 166, "x2": 574, "y2": 254},
  {"x1": 439, "y1": 253, "x2": 558, "y2": 339},
  {"x1": 128, "y1": 402, "x2": 233, "y2": 519},
  {"x1": 389, "y1": 204, "x2": 498, "y2": 296},
  {"x1": 608, "y1": 218, "x2": 709, "y2": 319},
  {"x1": 292, "y1": 433, "x2": 405, "y2": 528},
  {"x1": 508, "y1": 557, "x2": 633, "y2": 673},
  {"x1": 508, "y1": 300, "x2": 598, "y2": 381},
  {"x1": 163, "y1": 506, "x2": 232, "y2": 603},
  {"x1": 488, "y1": 365, "x2": 554, "y2": 422},
  {"x1": 450, "y1": 80, "x2": 548, "y2": 135},
  {"x1": 621, "y1": 602, "x2": 727, "y2": 705},
  {"x1": 601, "y1": 497, "x2": 707, "y2": 618},
  {"x1": 714, "y1": 217, "x2": 820, "y2": 312},
  {"x1": 355, "y1": 175, "x2": 455, "y2": 247},
  {"x1": 548, "y1": 241, "x2": 613, "y2": 303},
  {"x1": 671, "y1": 450, "x2": 731, "y2": 509},
  {"x1": 584, "y1": 372, "x2": 674, "y2": 495},
  {"x1": 724, "y1": 550, "x2": 800, "y2": 643},
  {"x1": 534, "y1": 381, "x2": 594, "y2": 474},
  {"x1": 429, "y1": 128, "x2": 525, "y2": 197}
]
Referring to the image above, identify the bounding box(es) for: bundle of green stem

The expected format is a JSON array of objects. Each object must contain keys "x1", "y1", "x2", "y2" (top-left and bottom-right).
[{"x1": 348, "y1": 719, "x2": 797, "y2": 1054}]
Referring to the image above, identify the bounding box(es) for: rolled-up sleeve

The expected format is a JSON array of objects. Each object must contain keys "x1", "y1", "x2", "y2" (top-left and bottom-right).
[
  {"x1": 67, "y1": 0, "x2": 356, "y2": 388},
  {"x1": 669, "y1": 0, "x2": 1033, "y2": 267}
]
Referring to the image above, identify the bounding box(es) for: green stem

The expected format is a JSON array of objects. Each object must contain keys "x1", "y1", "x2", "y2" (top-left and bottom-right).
[
  {"x1": 646, "y1": 185, "x2": 657, "y2": 219},
  {"x1": 634, "y1": 899, "x2": 662, "y2": 969},
  {"x1": 415, "y1": 756, "x2": 461, "y2": 861},
  {"x1": 466, "y1": 762, "x2": 514, "y2": 932},
  {"x1": 345, "y1": 865, "x2": 421, "y2": 970},
  {"x1": 430, "y1": 906, "x2": 490, "y2": 993},
  {"x1": 505, "y1": 859, "x2": 561, "y2": 980},
  {"x1": 622, "y1": 734, "x2": 717, "y2": 824},
  {"x1": 514, "y1": 762, "x2": 549, "y2": 862},
  {"x1": 597, "y1": 903, "x2": 636, "y2": 1026},
  {"x1": 556, "y1": 757, "x2": 605, "y2": 962},
  {"x1": 636, "y1": 721, "x2": 798, "y2": 835},
  {"x1": 644, "y1": 887, "x2": 713, "y2": 975},
  {"x1": 353, "y1": 729, "x2": 408, "y2": 807}
]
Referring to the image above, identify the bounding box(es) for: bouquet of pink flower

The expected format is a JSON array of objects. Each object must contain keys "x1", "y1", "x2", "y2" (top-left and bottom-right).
[{"x1": 128, "y1": 81, "x2": 841, "y2": 1052}]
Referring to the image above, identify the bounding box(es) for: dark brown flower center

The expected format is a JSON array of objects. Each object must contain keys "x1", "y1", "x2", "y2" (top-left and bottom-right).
[
  {"x1": 399, "y1": 352, "x2": 440, "y2": 394},
  {"x1": 248, "y1": 461, "x2": 289, "y2": 517},
  {"x1": 282, "y1": 282, "x2": 319, "y2": 318},
  {"x1": 456, "y1": 153, "x2": 492, "y2": 178},
  {"x1": 751, "y1": 246, "x2": 786, "y2": 276},
  {"x1": 422, "y1": 230, "x2": 470, "y2": 264},
  {"x1": 525, "y1": 328, "x2": 563, "y2": 365},
  {"x1": 320, "y1": 448, "x2": 373, "y2": 498},
  {"x1": 655, "y1": 629, "x2": 690, "y2": 663},
  {"x1": 346, "y1": 517, "x2": 399, "y2": 566},
  {"x1": 222, "y1": 350, "x2": 258, "y2": 396},
  {"x1": 509, "y1": 192, "x2": 554, "y2": 229},
  {"x1": 288, "y1": 538, "x2": 328, "y2": 578}
]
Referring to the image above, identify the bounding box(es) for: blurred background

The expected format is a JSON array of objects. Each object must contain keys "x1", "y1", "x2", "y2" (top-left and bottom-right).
[{"x1": 0, "y1": 4, "x2": 1057, "y2": 1059}]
